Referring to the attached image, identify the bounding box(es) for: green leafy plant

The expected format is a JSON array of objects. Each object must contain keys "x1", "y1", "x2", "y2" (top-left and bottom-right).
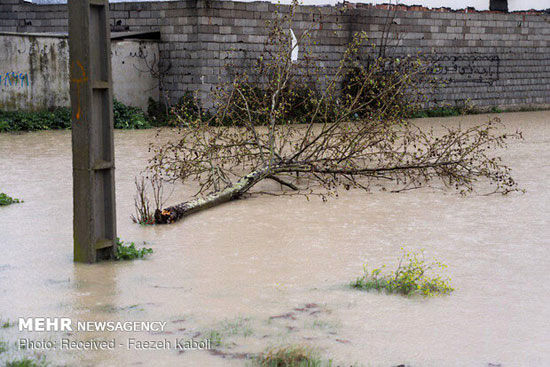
[
  {"x1": 409, "y1": 106, "x2": 463, "y2": 118},
  {"x1": 5, "y1": 356, "x2": 48, "y2": 367},
  {"x1": 0, "y1": 192, "x2": 22, "y2": 206},
  {"x1": 351, "y1": 249, "x2": 454, "y2": 297},
  {"x1": 115, "y1": 238, "x2": 153, "y2": 260},
  {"x1": 113, "y1": 99, "x2": 151, "y2": 129},
  {"x1": 0, "y1": 108, "x2": 71, "y2": 132},
  {"x1": 256, "y1": 345, "x2": 330, "y2": 367},
  {"x1": 0, "y1": 99, "x2": 174, "y2": 132}
]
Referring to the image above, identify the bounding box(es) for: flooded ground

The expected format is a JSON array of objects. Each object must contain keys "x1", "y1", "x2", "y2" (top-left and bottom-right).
[{"x1": 0, "y1": 111, "x2": 549, "y2": 367}]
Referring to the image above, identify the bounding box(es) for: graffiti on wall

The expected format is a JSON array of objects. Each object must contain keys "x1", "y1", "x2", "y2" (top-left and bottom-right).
[
  {"x1": 374, "y1": 53, "x2": 500, "y2": 86},
  {"x1": 423, "y1": 54, "x2": 500, "y2": 85},
  {"x1": 1, "y1": 72, "x2": 30, "y2": 87}
]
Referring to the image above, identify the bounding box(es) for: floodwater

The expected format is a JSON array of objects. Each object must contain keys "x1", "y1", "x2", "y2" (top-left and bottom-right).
[{"x1": 0, "y1": 111, "x2": 549, "y2": 367}]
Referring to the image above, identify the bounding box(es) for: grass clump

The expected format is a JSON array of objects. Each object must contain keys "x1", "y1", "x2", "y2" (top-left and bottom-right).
[
  {"x1": 256, "y1": 345, "x2": 328, "y2": 367},
  {"x1": 351, "y1": 249, "x2": 454, "y2": 297},
  {"x1": 5, "y1": 356, "x2": 48, "y2": 367},
  {"x1": 206, "y1": 330, "x2": 223, "y2": 347},
  {"x1": 0, "y1": 193, "x2": 22, "y2": 206},
  {"x1": 115, "y1": 238, "x2": 153, "y2": 260},
  {"x1": 220, "y1": 317, "x2": 253, "y2": 337},
  {"x1": 204, "y1": 317, "x2": 254, "y2": 347}
]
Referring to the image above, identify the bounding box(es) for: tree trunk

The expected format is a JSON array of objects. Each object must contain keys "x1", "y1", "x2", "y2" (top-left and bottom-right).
[{"x1": 154, "y1": 167, "x2": 271, "y2": 224}]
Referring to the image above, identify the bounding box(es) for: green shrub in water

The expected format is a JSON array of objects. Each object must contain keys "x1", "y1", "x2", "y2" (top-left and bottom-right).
[
  {"x1": 0, "y1": 99, "x2": 170, "y2": 132},
  {"x1": 115, "y1": 238, "x2": 153, "y2": 260},
  {"x1": 112, "y1": 99, "x2": 152, "y2": 129},
  {"x1": 5, "y1": 356, "x2": 48, "y2": 367},
  {"x1": 0, "y1": 108, "x2": 71, "y2": 132},
  {"x1": 0, "y1": 192, "x2": 22, "y2": 206},
  {"x1": 351, "y1": 249, "x2": 454, "y2": 297},
  {"x1": 256, "y1": 345, "x2": 327, "y2": 367}
]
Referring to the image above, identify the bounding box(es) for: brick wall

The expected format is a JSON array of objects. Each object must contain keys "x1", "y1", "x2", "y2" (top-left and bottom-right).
[{"x1": 2, "y1": 0, "x2": 549, "y2": 111}]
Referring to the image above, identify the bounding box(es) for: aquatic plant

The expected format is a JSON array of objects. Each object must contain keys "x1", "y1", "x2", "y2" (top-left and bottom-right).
[
  {"x1": 0, "y1": 193, "x2": 22, "y2": 206},
  {"x1": 206, "y1": 330, "x2": 223, "y2": 347},
  {"x1": 115, "y1": 238, "x2": 153, "y2": 260},
  {"x1": 351, "y1": 249, "x2": 454, "y2": 297},
  {"x1": 203, "y1": 317, "x2": 254, "y2": 347},
  {"x1": 5, "y1": 356, "x2": 48, "y2": 367},
  {"x1": 256, "y1": 345, "x2": 330, "y2": 367}
]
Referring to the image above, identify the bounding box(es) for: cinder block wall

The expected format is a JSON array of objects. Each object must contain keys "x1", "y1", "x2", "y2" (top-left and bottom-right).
[{"x1": 2, "y1": 0, "x2": 550, "y2": 111}]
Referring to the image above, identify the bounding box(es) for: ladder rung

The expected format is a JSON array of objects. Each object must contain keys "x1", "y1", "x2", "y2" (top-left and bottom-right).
[
  {"x1": 95, "y1": 239, "x2": 114, "y2": 250},
  {"x1": 92, "y1": 81, "x2": 109, "y2": 89},
  {"x1": 92, "y1": 160, "x2": 114, "y2": 170},
  {"x1": 89, "y1": 0, "x2": 106, "y2": 6}
]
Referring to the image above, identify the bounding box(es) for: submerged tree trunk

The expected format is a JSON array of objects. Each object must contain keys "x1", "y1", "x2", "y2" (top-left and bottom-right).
[
  {"x1": 153, "y1": 160, "x2": 468, "y2": 224},
  {"x1": 154, "y1": 167, "x2": 272, "y2": 224}
]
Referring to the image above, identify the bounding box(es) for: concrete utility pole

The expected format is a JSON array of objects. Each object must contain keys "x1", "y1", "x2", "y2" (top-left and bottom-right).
[{"x1": 69, "y1": 0, "x2": 117, "y2": 263}]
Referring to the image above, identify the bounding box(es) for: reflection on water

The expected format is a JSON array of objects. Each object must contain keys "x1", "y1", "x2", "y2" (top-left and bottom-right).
[{"x1": 0, "y1": 111, "x2": 549, "y2": 366}]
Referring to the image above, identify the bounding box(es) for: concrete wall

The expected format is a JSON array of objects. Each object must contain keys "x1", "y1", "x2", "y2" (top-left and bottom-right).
[
  {"x1": 0, "y1": 32, "x2": 159, "y2": 111},
  {"x1": 111, "y1": 40, "x2": 160, "y2": 109},
  {"x1": 0, "y1": 33, "x2": 69, "y2": 110},
  {"x1": 1, "y1": 0, "x2": 549, "y2": 111}
]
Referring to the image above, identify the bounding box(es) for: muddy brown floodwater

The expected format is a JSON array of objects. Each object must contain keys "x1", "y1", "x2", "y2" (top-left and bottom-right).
[{"x1": 0, "y1": 111, "x2": 549, "y2": 367}]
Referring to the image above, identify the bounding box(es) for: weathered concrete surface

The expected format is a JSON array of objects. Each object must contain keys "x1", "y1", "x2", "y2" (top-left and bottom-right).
[
  {"x1": 0, "y1": 32, "x2": 159, "y2": 111},
  {"x1": 69, "y1": 0, "x2": 117, "y2": 263},
  {"x1": 111, "y1": 40, "x2": 160, "y2": 109},
  {"x1": 0, "y1": 33, "x2": 69, "y2": 111}
]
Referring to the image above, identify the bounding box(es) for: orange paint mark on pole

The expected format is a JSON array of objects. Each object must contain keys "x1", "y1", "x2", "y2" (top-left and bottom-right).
[{"x1": 70, "y1": 61, "x2": 88, "y2": 120}]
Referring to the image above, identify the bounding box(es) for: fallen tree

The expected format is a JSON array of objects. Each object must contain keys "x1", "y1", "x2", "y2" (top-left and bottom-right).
[{"x1": 144, "y1": 2, "x2": 521, "y2": 224}]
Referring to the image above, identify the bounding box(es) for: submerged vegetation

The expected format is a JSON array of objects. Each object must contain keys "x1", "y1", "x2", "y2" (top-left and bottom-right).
[
  {"x1": 5, "y1": 357, "x2": 48, "y2": 367},
  {"x1": 204, "y1": 317, "x2": 254, "y2": 347},
  {"x1": 351, "y1": 249, "x2": 454, "y2": 297},
  {"x1": 115, "y1": 238, "x2": 153, "y2": 260},
  {"x1": 255, "y1": 345, "x2": 332, "y2": 367},
  {"x1": 0, "y1": 192, "x2": 22, "y2": 206},
  {"x1": 0, "y1": 339, "x2": 47, "y2": 367}
]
